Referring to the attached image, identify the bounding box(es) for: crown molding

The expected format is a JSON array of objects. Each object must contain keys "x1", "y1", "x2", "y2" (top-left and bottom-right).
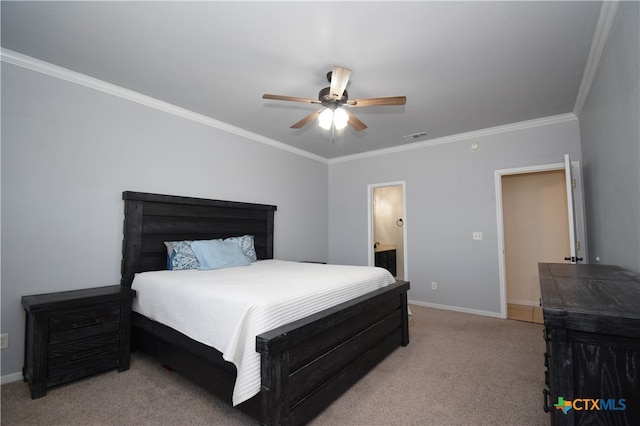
[
  {"x1": 329, "y1": 113, "x2": 578, "y2": 164},
  {"x1": 2, "y1": 48, "x2": 581, "y2": 166},
  {"x1": 573, "y1": 0, "x2": 619, "y2": 116},
  {"x1": 0, "y1": 48, "x2": 329, "y2": 164}
]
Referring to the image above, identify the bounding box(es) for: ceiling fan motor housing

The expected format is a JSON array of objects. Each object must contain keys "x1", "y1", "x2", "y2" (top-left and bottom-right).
[{"x1": 319, "y1": 87, "x2": 348, "y2": 105}]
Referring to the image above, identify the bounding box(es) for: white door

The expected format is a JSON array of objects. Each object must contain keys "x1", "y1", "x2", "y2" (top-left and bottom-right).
[{"x1": 563, "y1": 154, "x2": 582, "y2": 264}]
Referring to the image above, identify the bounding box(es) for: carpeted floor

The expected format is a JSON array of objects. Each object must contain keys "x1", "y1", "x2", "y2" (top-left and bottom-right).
[{"x1": 1, "y1": 305, "x2": 548, "y2": 425}]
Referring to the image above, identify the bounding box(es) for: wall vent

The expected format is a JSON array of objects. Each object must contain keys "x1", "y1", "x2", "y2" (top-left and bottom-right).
[{"x1": 403, "y1": 131, "x2": 428, "y2": 141}]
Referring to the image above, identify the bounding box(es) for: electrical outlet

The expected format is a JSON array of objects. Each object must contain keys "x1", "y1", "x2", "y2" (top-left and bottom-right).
[
  {"x1": 0, "y1": 333, "x2": 8, "y2": 349},
  {"x1": 431, "y1": 282, "x2": 437, "y2": 290}
]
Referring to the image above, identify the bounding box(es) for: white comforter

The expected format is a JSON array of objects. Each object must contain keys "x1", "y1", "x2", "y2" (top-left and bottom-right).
[{"x1": 131, "y1": 259, "x2": 396, "y2": 405}]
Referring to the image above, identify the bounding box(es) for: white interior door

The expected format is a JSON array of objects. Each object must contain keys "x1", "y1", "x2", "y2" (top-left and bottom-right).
[{"x1": 564, "y1": 154, "x2": 582, "y2": 264}]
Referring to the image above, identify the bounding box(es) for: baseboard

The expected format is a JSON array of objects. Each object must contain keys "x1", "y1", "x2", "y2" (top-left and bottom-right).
[
  {"x1": 408, "y1": 300, "x2": 504, "y2": 319},
  {"x1": 1, "y1": 371, "x2": 23, "y2": 385},
  {"x1": 507, "y1": 299, "x2": 539, "y2": 307}
]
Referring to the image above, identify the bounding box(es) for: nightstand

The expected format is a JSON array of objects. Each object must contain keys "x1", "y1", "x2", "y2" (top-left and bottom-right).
[{"x1": 21, "y1": 285, "x2": 136, "y2": 399}]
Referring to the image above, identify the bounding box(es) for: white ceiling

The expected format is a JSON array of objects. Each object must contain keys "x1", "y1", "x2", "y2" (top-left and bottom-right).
[{"x1": 1, "y1": 1, "x2": 603, "y2": 159}]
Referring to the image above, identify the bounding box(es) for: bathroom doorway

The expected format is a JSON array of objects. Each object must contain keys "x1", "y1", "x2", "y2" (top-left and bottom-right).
[{"x1": 368, "y1": 181, "x2": 407, "y2": 281}]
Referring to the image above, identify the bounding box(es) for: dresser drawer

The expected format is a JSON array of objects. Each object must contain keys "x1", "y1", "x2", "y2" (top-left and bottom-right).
[{"x1": 49, "y1": 305, "x2": 120, "y2": 344}]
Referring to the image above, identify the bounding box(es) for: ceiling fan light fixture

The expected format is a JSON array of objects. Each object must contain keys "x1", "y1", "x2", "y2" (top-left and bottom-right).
[
  {"x1": 333, "y1": 107, "x2": 349, "y2": 130},
  {"x1": 318, "y1": 108, "x2": 334, "y2": 130}
]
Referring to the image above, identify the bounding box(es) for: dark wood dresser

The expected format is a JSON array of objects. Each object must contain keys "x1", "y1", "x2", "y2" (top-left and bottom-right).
[
  {"x1": 22, "y1": 285, "x2": 136, "y2": 399},
  {"x1": 375, "y1": 247, "x2": 397, "y2": 277},
  {"x1": 539, "y1": 263, "x2": 639, "y2": 426}
]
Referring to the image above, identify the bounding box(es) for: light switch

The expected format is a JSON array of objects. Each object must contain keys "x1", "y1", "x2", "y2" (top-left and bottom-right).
[{"x1": 473, "y1": 232, "x2": 483, "y2": 240}]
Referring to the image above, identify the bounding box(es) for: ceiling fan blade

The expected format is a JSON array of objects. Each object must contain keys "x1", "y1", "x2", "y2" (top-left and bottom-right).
[
  {"x1": 290, "y1": 109, "x2": 322, "y2": 129},
  {"x1": 329, "y1": 66, "x2": 352, "y2": 100},
  {"x1": 347, "y1": 96, "x2": 407, "y2": 107},
  {"x1": 263, "y1": 94, "x2": 321, "y2": 104},
  {"x1": 346, "y1": 110, "x2": 368, "y2": 131}
]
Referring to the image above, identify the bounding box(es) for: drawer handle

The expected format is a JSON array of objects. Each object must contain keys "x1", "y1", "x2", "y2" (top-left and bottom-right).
[
  {"x1": 543, "y1": 388, "x2": 552, "y2": 413},
  {"x1": 544, "y1": 352, "x2": 548, "y2": 367},
  {"x1": 545, "y1": 370, "x2": 549, "y2": 386}
]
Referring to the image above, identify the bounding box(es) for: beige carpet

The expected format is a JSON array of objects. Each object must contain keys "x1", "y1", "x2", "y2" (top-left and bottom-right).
[{"x1": 1, "y1": 305, "x2": 548, "y2": 425}]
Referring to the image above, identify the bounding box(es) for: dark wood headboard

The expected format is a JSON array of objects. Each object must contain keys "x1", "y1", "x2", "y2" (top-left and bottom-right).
[{"x1": 121, "y1": 191, "x2": 277, "y2": 288}]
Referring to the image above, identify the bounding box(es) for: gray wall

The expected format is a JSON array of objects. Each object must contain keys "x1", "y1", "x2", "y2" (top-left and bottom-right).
[
  {"x1": 1, "y1": 63, "x2": 329, "y2": 376},
  {"x1": 579, "y1": 1, "x2": 640, "y2": 273},
  {"x1": 328, "y1": 119, "x2": 582, "y2": 314},
  {"x1": 2, "y1": 3, "x2": 636, "y2": 380}
]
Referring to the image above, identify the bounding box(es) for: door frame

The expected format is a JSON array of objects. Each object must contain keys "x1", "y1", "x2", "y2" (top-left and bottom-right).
[
  {"x1": 367, "y1": 181, "x2": 408, "y2": 281},
  {"x1": 494, "y1": 161, "x2": 587, "y2": 318}
]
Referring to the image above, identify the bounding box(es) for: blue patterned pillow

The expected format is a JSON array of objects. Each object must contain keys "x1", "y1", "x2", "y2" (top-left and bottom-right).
[
  {"x1": 225, "y1": 235, "x2": 257, "y2": 262},
  {"x1": 164, "y1": 240, "x2": 199, "y2": 270}
]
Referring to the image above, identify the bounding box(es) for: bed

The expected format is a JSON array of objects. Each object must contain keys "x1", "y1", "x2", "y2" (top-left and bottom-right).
[{"x1": 120, "y1": 191, "x2": 410, "y2": 425}]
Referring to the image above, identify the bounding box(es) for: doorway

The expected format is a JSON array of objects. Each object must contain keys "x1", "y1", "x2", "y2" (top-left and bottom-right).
[
  {"x1": 495, "y1": 158, "x2": 587, "y2": 320},
  {"x1": 368, "y1": 182, "x2": 407, "y2": 281},
  {"x1": 501, "y1": 170, "x2": 569, "y2": 323}
]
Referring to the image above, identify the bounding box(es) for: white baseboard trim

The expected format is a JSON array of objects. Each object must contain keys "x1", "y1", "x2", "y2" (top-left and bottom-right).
[
  {"x1": 507, "y1": 299, "x2": 539, "y2": 307},
  {"x1": 409, "y1": 300, "x2": 504, "y2": 319},
  {"x1": 1, "y1": 371, "x2": 23, "y2": 385}
]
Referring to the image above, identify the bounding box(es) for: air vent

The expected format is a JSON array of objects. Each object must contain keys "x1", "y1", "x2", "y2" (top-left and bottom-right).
[{"x1": 403, "y1": 132, "x2": 428, "y2": 141}]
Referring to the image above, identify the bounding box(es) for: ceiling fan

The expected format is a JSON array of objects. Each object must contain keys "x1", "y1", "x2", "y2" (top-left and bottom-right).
[{"x1": 262, "y1": 66, "x2": 406, "y2": 132}]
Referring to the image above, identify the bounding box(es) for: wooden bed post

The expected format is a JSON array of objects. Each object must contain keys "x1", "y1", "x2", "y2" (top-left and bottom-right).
[
  {"x1": 121, "y1": 199, "x2": 143, "y2": 288},
  {"x1": 265, "y1": 210, "x2": 275, "y2": 260},
  {"x1": 260, "y1": 351, "x2": 290, "y2": 426},
  {"x1": 400, "y1": 291, "x2": 410, "y2": 346}
]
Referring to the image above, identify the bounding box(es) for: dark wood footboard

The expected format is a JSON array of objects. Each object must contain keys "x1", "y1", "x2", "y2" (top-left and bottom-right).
[{"x1": 257, "y1": 280, "x2": 409, "y2": 425}]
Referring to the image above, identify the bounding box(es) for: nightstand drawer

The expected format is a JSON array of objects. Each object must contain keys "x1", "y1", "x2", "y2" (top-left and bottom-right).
[
  {"x1": 49, "y1": 305, "x2": 120, "y2": 344},
  {"x1": 49, "y1": 333, "x2": 120, "y2": 365},
  {"x1": 48, "y1": 351, "x2": 119, "y2": 387}
]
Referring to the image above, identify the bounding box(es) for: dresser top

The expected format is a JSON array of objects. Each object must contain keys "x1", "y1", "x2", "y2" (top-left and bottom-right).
[{"x1": 539, "y1": 263, "x2": 640, "y2": 336}]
